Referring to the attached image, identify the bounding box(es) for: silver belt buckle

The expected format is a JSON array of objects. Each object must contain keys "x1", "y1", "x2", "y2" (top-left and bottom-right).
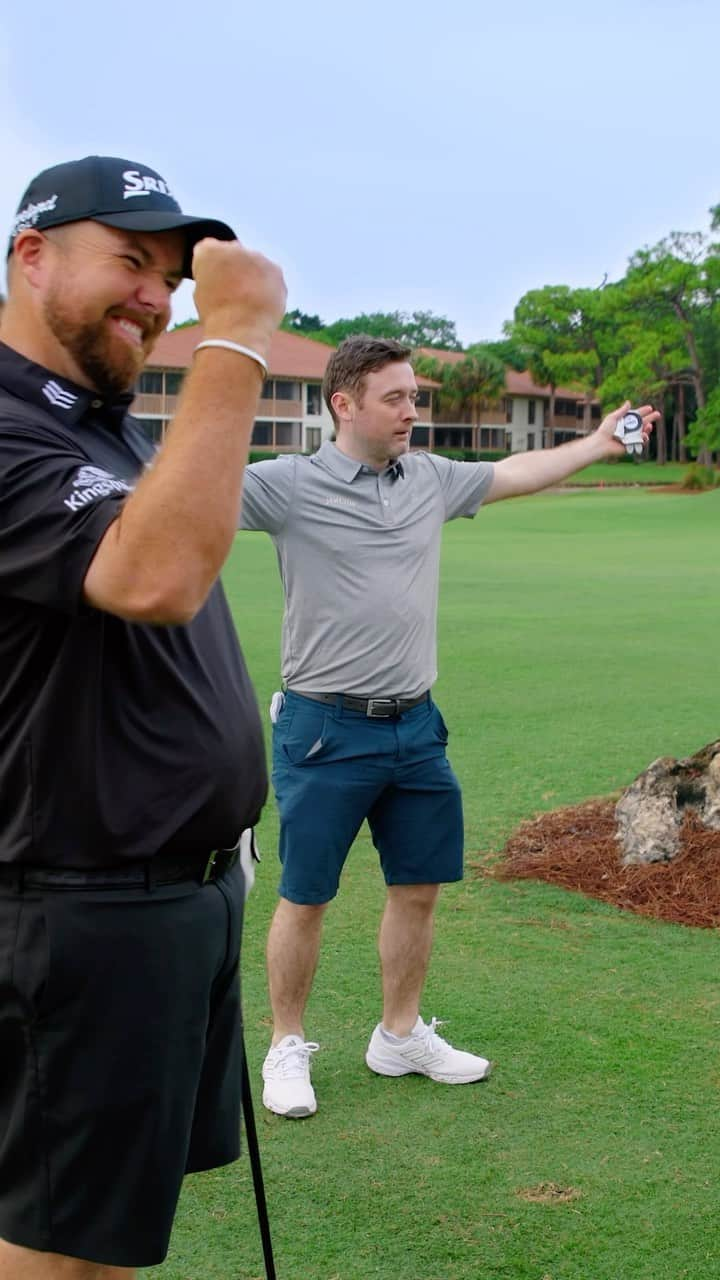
[{"x1": 366, "y1": 698, "x2": 398, "y2": 718}]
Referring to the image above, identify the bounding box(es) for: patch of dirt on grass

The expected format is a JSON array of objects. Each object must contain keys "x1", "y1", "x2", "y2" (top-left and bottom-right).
[
  {"x1": 516, "y1": 1182, "x2": 582, "y2": 1204},
  {"x1": 485, "y1": 799, "x2": 720, "y2": 929}
]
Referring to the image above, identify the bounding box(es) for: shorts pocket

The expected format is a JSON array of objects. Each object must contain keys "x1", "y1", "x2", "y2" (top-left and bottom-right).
[
  {"x1": 430, "y1": 704, "x2": 449, "y2": 745},
  {"x1": 12, "y1": 898, "x2": 54, "y2": 1020},
  {"x1": 276, "y1": 706, "x2": 333, "y2": 766},
  {"x1": 20, "y1": 896, "x2": 93, "y2": 1023}
]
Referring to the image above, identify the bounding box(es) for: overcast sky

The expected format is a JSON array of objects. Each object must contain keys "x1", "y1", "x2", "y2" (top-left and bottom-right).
[{"x1": 2, "y1": 0, "x2": 718, "y2": 346}]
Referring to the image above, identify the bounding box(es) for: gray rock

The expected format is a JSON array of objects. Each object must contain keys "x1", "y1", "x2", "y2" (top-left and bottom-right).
[
  {"x1": 615, "y1": 741, "x2": 720, "y2": 865},
  {"x1": 704, "y1": 751, "x2": 720, "y2": 831}
]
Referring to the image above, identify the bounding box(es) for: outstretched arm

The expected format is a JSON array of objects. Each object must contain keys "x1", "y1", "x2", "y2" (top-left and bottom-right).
[{"x1": 485, "y1": 402, "x2": 659, "y2": 505}]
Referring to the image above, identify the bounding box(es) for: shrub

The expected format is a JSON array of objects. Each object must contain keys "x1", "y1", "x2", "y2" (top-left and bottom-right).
[{"x1": 681, "y1": 464, "x2": 720, "y2": 491}]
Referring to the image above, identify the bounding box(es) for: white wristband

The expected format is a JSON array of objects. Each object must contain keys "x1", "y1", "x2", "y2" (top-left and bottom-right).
[{"x1": 194, "y1": 339, "x2": 268, "y2": 376}]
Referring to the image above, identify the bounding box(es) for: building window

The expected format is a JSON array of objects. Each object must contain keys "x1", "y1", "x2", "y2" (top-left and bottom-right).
[
  {"x1": 555, "y1": 398, "x2": 577, "y2": 417},
  {"x1": 275, "y1": 421, "x2": 302, "y2": 447},
  {"x1": 478, "y1": 427, "x2": 505, "y2": 449},
  {"x1": 165, "y1": 371, "x2": 184, "y2": 396},
  {"x1": 411, "y1": 425, "x2": 430, "y2": 447},
  {"x1": 434, "y1": 426, "x2": 474, "y2": 449},
  {"x1": 505, "y1": 397, "x2": 514, "y2": 423},
  {"x1": 527, "y1": 432, "x2": 535, "y2": 451},
  {"x1": 591, "y1": 404, "x2": 601, "y2": 420},
  {"x1": 306, "y1": 427, "x2": 322, "y2": 453},
  {"x1": 251, "y1": 420, "x2": 303, "y2": 449},
  {"x1": 274, "y1": 380, "x2": 300, "y2": 401},
  {"x1": 252, "y1": 420, "x2": 273, "y2": 446},
  {"x1": 306, "y1": 383, "x2": 322, "y2": 415},
  {"x1": 528, "y1": 399, "x2": 536, "y2": 425},
  {"x1": 137, "y1": 417, "x2": 165, "y2": 444},
  {"x1": 415, "y1": 389, "x2": 430, "y2": 408},
  {"x1": 137, "y1": 371, "x2": 163, "y2": 395},
  {"x1": 255, "y1": 378, "x2": 301, "y2": 403}
]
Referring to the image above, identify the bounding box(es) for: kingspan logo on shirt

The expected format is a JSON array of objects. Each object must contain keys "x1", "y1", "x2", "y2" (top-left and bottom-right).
[{"x1": 63, "y1": 465, "x2": 133, "y2": 512}]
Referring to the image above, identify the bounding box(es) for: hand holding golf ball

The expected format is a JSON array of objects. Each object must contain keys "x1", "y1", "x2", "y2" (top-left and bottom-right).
[
  {"x1": 600, "y1": 401, "x2": 659, "y2": 458},
  {"x1": 613, "y1": 409, "x2": 646, "y2": 455}
]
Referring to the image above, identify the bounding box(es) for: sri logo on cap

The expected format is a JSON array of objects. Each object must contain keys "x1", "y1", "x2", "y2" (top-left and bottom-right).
[
  {"x1": 9, "y1": 154, "x2": 237, "y2": 278},
  {"x1": 122, "y1": 169, "x2": 176, "y2": 201}
]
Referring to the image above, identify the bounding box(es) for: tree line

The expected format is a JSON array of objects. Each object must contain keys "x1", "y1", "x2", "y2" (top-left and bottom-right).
[{"x1": 282, "y1": 205, "x2": 720, "y2": 463}]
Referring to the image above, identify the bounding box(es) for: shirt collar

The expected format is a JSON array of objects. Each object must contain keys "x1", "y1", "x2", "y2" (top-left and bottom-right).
[
  {"x1": 0, "y1": 341, "x2": 135, "y2": 431},
  {"x1": 312, "y1": 440, "x2": 364, "y2": 483},
  {"x1": 312, "y1": 440, "x2": 405, "y2": 484}
]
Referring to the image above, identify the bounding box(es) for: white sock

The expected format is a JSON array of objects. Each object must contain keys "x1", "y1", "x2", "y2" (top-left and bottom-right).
[{"x1": 380, "y1": 1016, "x2": 423, "y2": 1044}]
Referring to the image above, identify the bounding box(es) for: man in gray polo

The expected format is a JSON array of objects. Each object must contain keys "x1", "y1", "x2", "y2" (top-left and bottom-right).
[{"x1": 241, "y1": 335, "x2": 657, "y2": 1118}]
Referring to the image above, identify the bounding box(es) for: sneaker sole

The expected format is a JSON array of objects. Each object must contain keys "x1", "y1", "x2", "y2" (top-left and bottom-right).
[
  {"x1": 365, "y1": 1053, "x2": 493, "y2": 1084},
  {"x1": 262, "y1": 1092, "x2": 317, "y2": 1119}
]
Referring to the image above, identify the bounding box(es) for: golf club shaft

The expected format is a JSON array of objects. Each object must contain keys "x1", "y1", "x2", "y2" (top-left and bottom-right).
[{"x1": 241, "y1": 1034, "x2": 277, "y2": 1280}]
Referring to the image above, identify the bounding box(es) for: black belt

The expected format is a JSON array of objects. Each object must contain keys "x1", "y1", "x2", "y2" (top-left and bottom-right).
[
  {"x1": 297, "y1": 690, "x2": 430, "y2": 719},
  {"x1": 0, "y1": 846, "x2": 240, "y2": 891}
]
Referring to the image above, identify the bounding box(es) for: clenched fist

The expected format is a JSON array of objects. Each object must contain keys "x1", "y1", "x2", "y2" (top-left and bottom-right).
[{"x1": 191, "y1": 238, "x2": 287, "y2": 360}]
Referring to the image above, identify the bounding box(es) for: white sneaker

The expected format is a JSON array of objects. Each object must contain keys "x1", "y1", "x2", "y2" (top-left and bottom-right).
[
  {"x1": 365, "y1": 1017, "x2": 492, "y2": 1084},
  {"x1": 262, "y1": 1035, "x2": 319, "y2": 1117}
]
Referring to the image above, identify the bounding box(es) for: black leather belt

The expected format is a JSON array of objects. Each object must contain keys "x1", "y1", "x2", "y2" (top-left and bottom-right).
[
  {"x1": 0, "y1": 847, "x2": 239, "y2": 891},
  {"x1": 297, "y1": 690, "x2": 430, "y2": 718}
]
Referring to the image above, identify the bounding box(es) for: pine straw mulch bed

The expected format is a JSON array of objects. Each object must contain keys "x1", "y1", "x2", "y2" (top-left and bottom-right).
[{"x1": 478, "y1": 798, "x2": 720, "y2": 929}]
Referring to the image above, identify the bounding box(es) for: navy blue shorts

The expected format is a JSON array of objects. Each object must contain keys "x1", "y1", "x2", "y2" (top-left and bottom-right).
[{"x1": 271, "y1": 692, "x2": 464, "y2": 905}]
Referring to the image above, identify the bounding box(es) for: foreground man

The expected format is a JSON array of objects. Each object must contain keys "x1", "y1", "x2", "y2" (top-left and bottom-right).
[
  {"x1": 0, "y1": 156, "x2": 285, "y2": 1277},
  {"x1": 239, "y1": 335, "x2": 658, "y2": 1118}
]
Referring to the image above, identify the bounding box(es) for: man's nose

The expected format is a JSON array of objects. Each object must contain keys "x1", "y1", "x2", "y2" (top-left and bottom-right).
[{"x1": 134, "y1": 273, "x2": 173, "y2": 313}]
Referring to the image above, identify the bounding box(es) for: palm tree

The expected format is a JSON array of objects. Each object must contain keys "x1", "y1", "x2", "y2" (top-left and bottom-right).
[{"x1": 415, "y1": 347, "x2": 506, "y2": 438}]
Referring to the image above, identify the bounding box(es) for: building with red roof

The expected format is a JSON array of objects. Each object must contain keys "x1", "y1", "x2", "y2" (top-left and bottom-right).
[
  {"x1": 413, "y1": 348, "x2": 600, "y2": 452},
  {"x1": 133, "y1": 325, "x2": 437, "y2": 453},
  {"x1": 133, "y1": 329, "x2": 596, "y2": 454}
]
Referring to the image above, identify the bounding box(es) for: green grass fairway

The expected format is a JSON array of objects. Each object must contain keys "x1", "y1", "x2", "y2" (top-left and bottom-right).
[
  {"x1": 566, "y1": 460, "x2": 689, "y2": 486},
  {"x1": 143, "y1": 487, "x2": 720, "y2": 1280}
]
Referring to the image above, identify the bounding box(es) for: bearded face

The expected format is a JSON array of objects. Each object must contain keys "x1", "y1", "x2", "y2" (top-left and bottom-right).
[
  {"x1": 37, "y1": 222, "x2": 183, "y2": 396},
  {"x1": 42, "y1": 285, "x2": 158, "y2": 396}
]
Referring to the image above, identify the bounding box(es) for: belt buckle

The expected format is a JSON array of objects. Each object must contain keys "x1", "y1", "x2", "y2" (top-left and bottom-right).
[{"x1": 366, "y1": 698, "x2": 398, "y2": 718}]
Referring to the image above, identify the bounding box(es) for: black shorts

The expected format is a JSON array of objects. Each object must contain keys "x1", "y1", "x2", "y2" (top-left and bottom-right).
[{"x1": 0, "y1": 859, "x2": 245, "y2": 1268}]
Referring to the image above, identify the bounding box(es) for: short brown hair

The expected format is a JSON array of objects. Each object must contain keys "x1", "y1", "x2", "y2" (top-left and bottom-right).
[{"x1": 322, "y1": 335, "x2": 412, "y2": 427}]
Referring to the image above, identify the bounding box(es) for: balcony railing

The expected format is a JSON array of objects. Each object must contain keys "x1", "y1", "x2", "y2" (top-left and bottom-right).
[{"x1": 132, "y1": 392, "x2": 180, "y2": 417}]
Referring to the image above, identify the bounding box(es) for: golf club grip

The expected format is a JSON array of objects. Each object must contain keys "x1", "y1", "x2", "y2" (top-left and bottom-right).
[{"x1": 241, "y1": 1034, "x2": 278, "y2": 1280}]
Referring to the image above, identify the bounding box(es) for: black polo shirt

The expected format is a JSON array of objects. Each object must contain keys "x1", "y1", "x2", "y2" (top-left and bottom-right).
[{"x1": 0, "y1": 341, "x2": 267, "y2": 866}]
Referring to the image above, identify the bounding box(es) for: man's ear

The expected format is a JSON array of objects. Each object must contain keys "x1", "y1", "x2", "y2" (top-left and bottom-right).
[
  {"x1": 331, "y1": 390, "x2": 353, "y2": 424},
  {"x1": 10, "y1": 229, "x2": 53, "y2": 289}
]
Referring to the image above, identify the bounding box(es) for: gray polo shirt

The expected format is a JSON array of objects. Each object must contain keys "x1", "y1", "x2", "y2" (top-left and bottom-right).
[{"x1": 240, "y1": 441, "x2": 494, "y2": 698}]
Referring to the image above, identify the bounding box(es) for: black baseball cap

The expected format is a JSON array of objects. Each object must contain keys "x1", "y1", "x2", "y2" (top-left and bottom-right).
[{"x1": 8, "y1": 155, "x2": 237, "y2": 277}]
